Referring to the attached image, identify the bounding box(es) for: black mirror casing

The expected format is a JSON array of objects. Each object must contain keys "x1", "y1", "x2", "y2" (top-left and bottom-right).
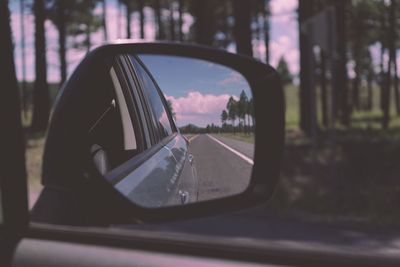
[{"x1": 32, "y1": 42, "x2": 285, "y2": 225}]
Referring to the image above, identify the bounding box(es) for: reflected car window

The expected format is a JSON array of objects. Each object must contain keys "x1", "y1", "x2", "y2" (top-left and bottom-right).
[{"x1": 130, "y1": 56, "x2": 174, "y2": 141}]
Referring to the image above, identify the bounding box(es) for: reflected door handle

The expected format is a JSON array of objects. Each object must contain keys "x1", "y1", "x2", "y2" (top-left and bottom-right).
[
  {"x1": 188, "y1": 154, "x2": 194, "y2": 164},
  {"x1": 179, "y1": 190, "x2": 189, "y2": 204}
]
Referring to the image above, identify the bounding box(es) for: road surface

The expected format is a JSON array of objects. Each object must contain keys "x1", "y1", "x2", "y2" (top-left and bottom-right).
[{"x1": 188, "y1": 134, "x2": 254, "y2": 201}]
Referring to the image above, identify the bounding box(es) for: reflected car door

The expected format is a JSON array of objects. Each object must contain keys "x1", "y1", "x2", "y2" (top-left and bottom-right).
[{"x1": 118, "y1": 55, "x2": 198, "y2": 206}]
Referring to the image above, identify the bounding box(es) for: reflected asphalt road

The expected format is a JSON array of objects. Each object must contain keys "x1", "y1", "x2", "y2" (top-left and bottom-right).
[{"x1": 188, "y1": 134, "x2": 254, "y2": 201}]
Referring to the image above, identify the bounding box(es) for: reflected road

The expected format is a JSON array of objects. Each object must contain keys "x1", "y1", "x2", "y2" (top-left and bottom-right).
[{"x1": 188, "y1": 134, "x2": 254, "y2": 201}]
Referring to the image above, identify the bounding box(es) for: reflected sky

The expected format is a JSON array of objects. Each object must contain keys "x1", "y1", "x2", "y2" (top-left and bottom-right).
[{"x1": 138, "y1": 55, "x2": 252, "y2": 127}]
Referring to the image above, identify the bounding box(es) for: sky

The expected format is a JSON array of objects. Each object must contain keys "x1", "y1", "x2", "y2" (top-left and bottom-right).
[
  {"x1": 8, "y1": 0, "x2": 299, "y2": 127},
  {"x1": 9, "y1": 0, "x2": 299, "y2": 82},
  {"x1": 139, "y1": 55, "x2": 251, "y2": 127}
]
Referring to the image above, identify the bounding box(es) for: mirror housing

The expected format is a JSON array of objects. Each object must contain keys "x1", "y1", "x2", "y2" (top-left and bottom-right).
[{"x1": 32, "y1": 42, "x2": 284, "y2": 225}]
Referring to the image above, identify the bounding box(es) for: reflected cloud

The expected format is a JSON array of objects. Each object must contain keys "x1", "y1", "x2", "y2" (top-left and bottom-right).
[
  {"x1": 166, "y1": 91, "x2": 238, "y2": 127},
  {"x1": 218, "y1": 71, "x2": 247, "y2": 86}
]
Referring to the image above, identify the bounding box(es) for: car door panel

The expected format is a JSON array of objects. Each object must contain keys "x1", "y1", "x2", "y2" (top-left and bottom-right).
[
  {"x1": 114, "y1": 137, "x2": 180, "y2": 208},
  {"x1": 165, "y1": 134, "x2": 198, "y2": 204},
  {"x1": 12, "y1": 238, "x2": 271, "y2": 267}
]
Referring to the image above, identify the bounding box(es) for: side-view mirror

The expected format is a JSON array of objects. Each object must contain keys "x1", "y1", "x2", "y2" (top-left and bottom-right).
[{"x1": 31, "y1": 42, "x2": 284, "y2": 226}]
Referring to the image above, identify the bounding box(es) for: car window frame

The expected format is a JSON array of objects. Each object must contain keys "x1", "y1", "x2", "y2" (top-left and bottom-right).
[
  {"x1": 134, "y1": 55, "x2": 178, "y2": 133},
  {"x1": 129, "y1": 55, "x2": 177, "y2": 143},
  {"x1": 123, "y1": 55, "x2": 161, "y2": 146},
  {"x1": 101, "y1": 54, "x2": 179, "y2": 185},
  {"x1": 113, "y1": 56, "x2": 150, "y2": 152},
  {"x1": 134, "y1": 54, "x2": 178, "y2": 133}
]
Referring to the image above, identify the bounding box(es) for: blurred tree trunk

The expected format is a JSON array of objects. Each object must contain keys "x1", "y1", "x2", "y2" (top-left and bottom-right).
[
  {"x1": 101, "y1": 0, "x2": 108, "y2": 41},
  {"x1": 383, "y1": 0, "x2": 395, "y2": 129},
  {"x1": 19, "y1": 0, "x2": 28, "y2": 119},
  {"x1": 379, "y1": 28, "x2": 386, "y2": 112},
  {"x1": 367, "y1": 70, "x2": 373, "y2": 111},
  {"x1": 117, "y1": 0, "x2": 121, "y2": 38},
  {"x1": 57, "y1": 0, "x2": 67, "y2": 84},
  {"x1": 320, "y1": 51, "x2": 328, "y2": 128},
  {"x1": 154, "y1": 0, "x2": 165, "y2": 40},
  {"x1": 299, "y1": 0, "x2": 313, "y2": 135},
  {"x1": 395, "y1": 53, "x2": 399, "y2": 114},
  {"x1": 0, "y1": 0, "x2": 28, "y2": 231},
  {"x1": 192, "y1": 0, "x2": 214, "y2": 45},
  {"x1": 253, "y1": 4, "x2": 261, "y2": 59},
  {"x1": 335, "y1": 0, "x2": 349, "y2": 126},
  {"x1": 31, "y1": 0, "x2": 50, "y2": 132},
  {"x1": 217, "y1": 1, "x2": 230, "y2": 49},
  {"x1": 169, "y1": 3, "x2": 175, "y2": 40},
  {"x1": 232, "y1": 0, "x2": 252, "y2": 56},
  {"x1": 139, "y1": 0, "x2": 145, "y2": 39},
  {"x1": 263, "y1": 0, "x2": 270, "y2": 64},
  {"x1": 351, "y1": 48, "x2": 361, "y2": 111},
  {"x1": 178, "y1": 0, "x2": 183, "y2": 41},
  {"x1": 391, "y1": 0, "x2": 400, "y2": 115},
  {"x1": 126, "y1": 2, "x2": 132, "y2": 38},
  {"x1": 85, "y1": 22, "x2": 91, "y2": 53}
]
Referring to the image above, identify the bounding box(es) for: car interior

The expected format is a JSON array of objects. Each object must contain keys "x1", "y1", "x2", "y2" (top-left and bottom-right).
[{"x1": 88, "y1": 65, "x2": 140, "y2": 176}]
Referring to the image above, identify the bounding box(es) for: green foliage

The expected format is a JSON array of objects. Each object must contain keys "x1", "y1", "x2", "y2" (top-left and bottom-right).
[
  {"x1": 46, "y1": 0, "x2": 102, "y2": 51},
  {"x1": 166, "y1": 99, "x2": 176, "y2": 120},
  {"x1": 276, "y1": 56, "x2": 292, "y2": 86},
  {"x1": 226, "y1": 96, "x2": 238, "y2": 125},
  {"x1": 221, "y1": 109, "x2": 228, "y2": 124}
]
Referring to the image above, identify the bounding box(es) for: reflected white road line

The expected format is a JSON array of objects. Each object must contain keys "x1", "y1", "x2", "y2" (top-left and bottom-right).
[
  {"x1": 188, "y1": 134, "x2": 199, "y2": 143},
  {"x1": 206, "y1": 134, "x2": 254, "y2": 165}
]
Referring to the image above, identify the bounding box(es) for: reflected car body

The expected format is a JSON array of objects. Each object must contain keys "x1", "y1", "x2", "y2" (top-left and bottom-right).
[{"x1": 106, "y1": 55, "x2": 199, "y2": 207}]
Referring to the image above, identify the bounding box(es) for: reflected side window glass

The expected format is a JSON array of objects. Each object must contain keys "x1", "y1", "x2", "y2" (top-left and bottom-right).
[{"x1": 130, "y1": 57, "x2": 174, "y2": 140}]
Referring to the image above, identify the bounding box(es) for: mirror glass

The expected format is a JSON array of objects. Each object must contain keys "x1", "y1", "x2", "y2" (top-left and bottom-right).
[{"x1": 98, "y1": 54, "x2": 254, "y2": 208}]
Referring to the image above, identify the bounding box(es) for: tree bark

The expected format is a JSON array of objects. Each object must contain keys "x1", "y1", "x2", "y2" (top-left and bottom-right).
[
  {"x1": 320, "y1": 51, "x2": 328, "y2": 128},
  {"x1": 383, "y1": 0, "x2": 395, "y2": 129},
  {"x1": 58, "y1": 0, "x2": 67, "y2": 84},
  {"x1": 298, "y1": 0, "x2": 313, "y2": 135},
  {"x1": 126, "y1": 3, "x2": 131, "y2": 39},
  {"x1": 85, "y1": 22, "x2": 91, "y2": 53},
  {"x1": 335, "y1": 0, "x2": 349, "y2": 126},
  {"x1": 139, "y1": 0, "x2": 145, "y2": 39},
  {"x1": 101, "y1": 0, "x2": 108, "y2": 41},
  {"x1": 154, "y1": 0, "x2": 165, "y2": 40},
  {"x1": 0, "y1": 0, "x2": 28, "y2": 230},
  {"x1": 192, "y1": 0, "x2": 214, "y2": 45},
  {"x1": 367, "y1": 71, "x2": 373, "y2": 111},
  {"x1": 395, "y1": 51, "x2": 399, "y2": 114},
  {"x1": 233, "y1": 0, "x2": 253, "y2": 56},
  {"x1": 117, "y1": 0, "x2": 121, "y2": 38},
  {"x1": 263, "y1": 0, "x2": 270, "y2": 64},
  {"x1": 31, "y1": 0, "x2": 51, "y2": 132},
  {"x1": 380, "y1": 44, "x2": 386, "y2": 111},
  {"x1": 178, "y1": 0, "x2": 184, "y2": 41},
  {"x1": 19, "y1": 0, "x2": 28, "y2": 119},
  {"x1": 169, "y1": 3, "x2": 175, "y2": 41},
  {"x1": 391, "y1": 0, "x2": 400, "y2": 115},
  {"x1": 352, "y1": 53, "x2": 361, "y2": 111}
]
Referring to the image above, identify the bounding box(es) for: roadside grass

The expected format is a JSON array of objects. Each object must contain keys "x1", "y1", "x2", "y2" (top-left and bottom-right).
[
  {"x1": 216, "y1": 132, "x2": 255, "y2": 144},
  {"x1": 272, "y1": 85, "x2": 400, "y2": 228},
  {"x1": 26, "y1": 130, "x2": 45, "y2": 193}
]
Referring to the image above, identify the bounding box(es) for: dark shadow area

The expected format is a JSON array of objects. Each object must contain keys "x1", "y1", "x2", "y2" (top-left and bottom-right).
[{"x1": 270, "y1": 127, "x2": 400, "y2": 228}]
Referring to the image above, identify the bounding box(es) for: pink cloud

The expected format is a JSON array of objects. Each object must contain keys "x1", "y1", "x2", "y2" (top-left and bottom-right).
[
  {"x1": 270, "y1": 0, "x2": 297, "y2": 15},
  {"x1": 166, "y1": 91, "x2": 238, "y2": 127},
  {"x1": 218, "y1": 71, "x2": 247, "y2": 86}
]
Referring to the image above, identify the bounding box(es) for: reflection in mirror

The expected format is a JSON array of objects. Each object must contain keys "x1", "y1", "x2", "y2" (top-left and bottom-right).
[{"x1": 100, "y1": 55, "x2": 254, "y2": 208}]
